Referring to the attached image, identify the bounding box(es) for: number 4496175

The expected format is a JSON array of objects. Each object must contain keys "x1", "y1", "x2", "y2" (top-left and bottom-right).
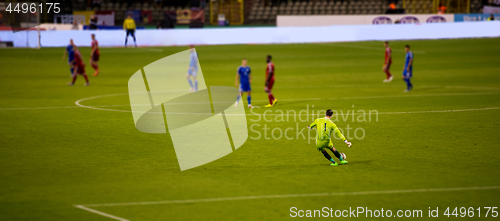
[
  {"x1": 444, "y1": 207, "x2": 498, "y2": 217},
  {"x1": 5, "y1": 3, "x2": 61, "y2": 14}
]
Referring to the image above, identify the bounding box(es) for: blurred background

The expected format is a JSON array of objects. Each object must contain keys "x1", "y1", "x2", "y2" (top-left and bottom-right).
[{"x1": 0, "y1": 0, "x2": 498, "y2": 32}]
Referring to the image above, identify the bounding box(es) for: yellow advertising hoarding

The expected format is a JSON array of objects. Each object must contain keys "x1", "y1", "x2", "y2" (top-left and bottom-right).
[{"x1": 73, "y1": 11, "x2": 95, "y2": 25}]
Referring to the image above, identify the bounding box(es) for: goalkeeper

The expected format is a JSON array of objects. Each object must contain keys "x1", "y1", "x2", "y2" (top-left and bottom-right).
[{"x1": 307, "y1": 109, "x2": 352, "y2": 166}]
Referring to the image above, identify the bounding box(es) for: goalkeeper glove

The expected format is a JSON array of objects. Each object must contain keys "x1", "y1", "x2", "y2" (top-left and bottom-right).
[{"x1": 344, "y1": 140, "x2": 352, "y2": 148}]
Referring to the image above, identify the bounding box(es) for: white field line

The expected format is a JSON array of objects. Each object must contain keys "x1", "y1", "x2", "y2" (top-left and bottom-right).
[
  {"x1": 93, "y1": 91, "x2": 499, "y2": 106},
  {"x1": 110, "y1": 106, "x2": 499, "y2": 116},
  {"x1": 0, "y1": 106, "x2": 82, "y2": 111},
  {"x1": 163, "y1": 106, "x2": 500, "y2": 116},
  {"x1": 73, "y1": 91, "x2": 500, "y2": 114},
  {"x1": 79, "y1": 186, "x2": 500, "y2": 208},
  {"x1": 0, "y1": 91, "x2": 498, "y2": 112},
  {"x1": 74, "y1": 205, "x2": 129, "y2": 221},
  {"x1": 446, "y1": 86, "x2": 500, "y2": 91},
  {"x1": 73, "y1": 91, "x2": 500, "y2": 113}
]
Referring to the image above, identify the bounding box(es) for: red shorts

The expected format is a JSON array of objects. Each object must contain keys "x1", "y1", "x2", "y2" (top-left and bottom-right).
[
  {"x1": 266, "y1": 79, "x2": 275, "y2": 91},
  {"x1": 74, "y1": 65, "x2": 85, "y2": 74},
  {"x1": 92, "y1": 53, "x2": 100, "y2": 62}
]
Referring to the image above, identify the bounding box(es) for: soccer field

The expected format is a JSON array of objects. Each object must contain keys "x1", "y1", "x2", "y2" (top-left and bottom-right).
[{"x1": 1, "y1": 38, "x2": 500, "y2": 220}]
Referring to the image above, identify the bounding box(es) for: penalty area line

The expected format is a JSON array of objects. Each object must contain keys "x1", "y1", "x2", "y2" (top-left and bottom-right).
[{"x1": 79, "y1": 186, "x2": 500, "y2": 208}]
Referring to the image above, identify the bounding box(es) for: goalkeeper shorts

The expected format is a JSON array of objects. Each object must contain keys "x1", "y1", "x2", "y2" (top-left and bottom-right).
[{"x1": 315, "y1": 139, "x2": 333, "y2": 151}]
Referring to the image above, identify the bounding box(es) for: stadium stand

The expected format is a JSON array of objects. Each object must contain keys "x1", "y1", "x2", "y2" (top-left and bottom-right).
[
  {"x1": 59, "y1": 0, "x2": 487, "y2": 26},
  {"x1": 248, "y1": 0, "x2": 485, "y2": 24}
]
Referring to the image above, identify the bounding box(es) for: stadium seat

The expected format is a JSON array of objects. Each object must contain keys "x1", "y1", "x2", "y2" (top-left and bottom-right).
[
  {"x1": 279, "y1": 5, "x2": 286, "y2": 12},
  {"x1": 152, "y1": 11, "x2": 160, "y2": 21}
]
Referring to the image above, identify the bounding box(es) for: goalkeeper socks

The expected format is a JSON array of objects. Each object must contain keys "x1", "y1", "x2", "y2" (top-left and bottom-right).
[
  {"x1": 322, "y1": 151, "x2": 334, "y2": 162},
  {"x1": 187, "y1": 79, "x2": 193, "y2": 88},
  {"x1": 332, "y1": 149, "x2": 343, "y2": 161},
  {"x1": 194, "y1": 80, "x2": 198, "y2": 91},
  {"x1": 247, "y1": 96, "x2": 251, "y2": 105}
]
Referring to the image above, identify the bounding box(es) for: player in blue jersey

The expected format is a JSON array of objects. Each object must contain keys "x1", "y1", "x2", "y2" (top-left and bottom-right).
[
  {"x1": 402, "y1": 45, "x2": 414, "y2": 92},
  {"x1": 235, "y1": 59, "x2": 252, "y2": 108},
  {"x1": 187, "y1": 45, "x2": 198, "y2": 92},
  {"x1": 63, "y1": 39, "x2": 75, "y2": 76}
]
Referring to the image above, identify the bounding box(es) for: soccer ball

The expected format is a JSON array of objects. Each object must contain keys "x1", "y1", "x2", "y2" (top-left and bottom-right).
[{"x1": 340, "y1": 152, "x2": 346, "y2": 160}]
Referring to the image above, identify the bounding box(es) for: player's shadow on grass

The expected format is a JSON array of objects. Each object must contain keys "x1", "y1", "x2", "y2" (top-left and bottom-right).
[{"x1": 320, "y1": 160, "x2": 372, "y2": 167}]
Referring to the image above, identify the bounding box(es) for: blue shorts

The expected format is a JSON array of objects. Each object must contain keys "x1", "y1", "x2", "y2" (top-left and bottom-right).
[
  {"x1": 403, "y1": 68, "x2": 413, "y2": 78},
  {"x1": 239, "y1": 83, "x2": 251, "y2": 92},
  {"x1": 187, "y1": 69, "x2": 197, "y2": 77}
]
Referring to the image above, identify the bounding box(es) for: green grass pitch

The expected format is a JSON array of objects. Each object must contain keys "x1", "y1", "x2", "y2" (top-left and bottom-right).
[{"x1": 1, "y1": 38, "x2": 500, "y2": 220}]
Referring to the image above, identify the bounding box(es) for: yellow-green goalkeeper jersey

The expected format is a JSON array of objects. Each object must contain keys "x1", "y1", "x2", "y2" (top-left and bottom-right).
[
  {"x1": 309, "y1": 117, "x2": 346, "y2": 141},
  {"x1": 123, "y1": 18, "x2": 136, "y2": 30}
]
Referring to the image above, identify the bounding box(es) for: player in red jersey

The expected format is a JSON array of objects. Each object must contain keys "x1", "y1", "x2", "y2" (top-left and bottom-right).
[
  {"x1": 383, "y1": 41, "x2": 393, "y2": 82},
  {"x1": 264, "y1": 55, "x2": 277, "y2": 107},
  {"x1": 68, "y1": 46, "x2": 90, "y2": 86},
  {"x1": 90, "y1": 34, "x2": 100, "y2": 77}
]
